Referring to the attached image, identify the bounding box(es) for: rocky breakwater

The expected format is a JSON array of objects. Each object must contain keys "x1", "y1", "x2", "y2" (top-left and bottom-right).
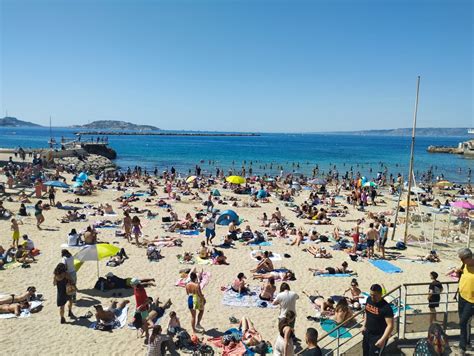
[
  {"x1": 53, "y1": 154, "x2": 116, "y2": 173},
  {"x1": 81, "y1": 143, "x2": 117, "y2": 159}
]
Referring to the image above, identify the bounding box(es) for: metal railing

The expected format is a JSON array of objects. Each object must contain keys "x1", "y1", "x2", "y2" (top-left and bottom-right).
[{"x1": 317, "y1": 281, "x2": 461, "y2": 356}]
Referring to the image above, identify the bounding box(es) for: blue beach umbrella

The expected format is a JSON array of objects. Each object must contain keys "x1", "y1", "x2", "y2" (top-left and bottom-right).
[{"x1": 44, "y1": 180, "x2": 69, "y2": 188}]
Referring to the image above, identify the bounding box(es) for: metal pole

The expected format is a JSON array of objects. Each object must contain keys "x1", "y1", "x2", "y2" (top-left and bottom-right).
[
  {"x1": 446, "y1": 209, "x2": 452, "y2": 243},
  {"x1": 391, "y1": 184, "x2": 403, "y2": 241},
  {"x1": 468, "y1": 218, "x2": 472, "y2": 248},
  {"x1": 404, "y1": 76, "x2": 421, "y2": 244},
  {"x1": 431, "y1": 214, "x2": 436, "y2": 251}
]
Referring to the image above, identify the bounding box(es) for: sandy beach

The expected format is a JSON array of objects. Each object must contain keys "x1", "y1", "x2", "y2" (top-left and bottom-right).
[{"x1": 0, "y1": 167, "x2": 471, "y2": 356}]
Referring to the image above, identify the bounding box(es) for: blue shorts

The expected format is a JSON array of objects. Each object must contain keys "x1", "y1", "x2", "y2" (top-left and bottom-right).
[{"x1": 205, "y1": 228, "x2": 215, "y2": 238}]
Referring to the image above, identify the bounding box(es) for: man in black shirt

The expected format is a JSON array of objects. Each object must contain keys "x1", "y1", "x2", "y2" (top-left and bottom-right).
[
  {"x1": 362, "y1": 284, "x2": 394, "y2": 355},
  {"x1": 300, "y1": 327, "x2": 322, "y2": 356}
]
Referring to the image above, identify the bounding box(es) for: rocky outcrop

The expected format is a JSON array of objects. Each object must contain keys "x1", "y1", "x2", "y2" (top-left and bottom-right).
[
  {"x1": 427, "y1": 145, "x2": 462, "y2": 154},
  {"x1": 53, "y1": 154, "x2": 116, "y2": 173},
  {"x1": 81, "y1": 143, "x2": 117, "y2": 159}
]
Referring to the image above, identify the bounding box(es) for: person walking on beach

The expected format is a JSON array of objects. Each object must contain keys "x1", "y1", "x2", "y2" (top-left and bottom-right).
[
  {"x1": 131, "y1": 216, "x2": 142, "y2": 246},
  {"x1": 204, "y1": 213, "x2": 216, "y2": 245},
  {"x1": 362, "y1": 284, "x2": 394, "y2": 356},
  {"x1": 53, "y1": 262, "x2": 75, "y2": 324},
  {"x1": 273, "y1": 283, "x2": 299, "y2": 328},
  {"x1": 456, "y1": 248, "x2": 474, "y2": 355},
  {"x1": 377, "y1": 220, "x2": 388, "y2": 260},
  {"x1": 61, "y1": 249, "x2": 77, "y2": 301},
  {"x1": 34, "y1": 200, "x2": 45, "y2": 229},
  {"x1": 11, "y1": 218, "x2": 20, "y2": 248},
  {"x1": 123, "y1": 211, "x2": 132, "y2": 243},
  {"x1": 185, "y1": 272, "x2": 206, "y2": 333}
]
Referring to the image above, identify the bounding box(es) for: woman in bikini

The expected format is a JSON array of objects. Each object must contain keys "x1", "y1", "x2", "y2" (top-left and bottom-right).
[
  {"x1": 259, "y1": 277, "x2": 276, "y2": 301},
  {"x1": 344, "y1": 278, "x2": 362, "y2": 309},
  {"x1": 309, "y1": 261, "x2": 352, "y2": 275}
]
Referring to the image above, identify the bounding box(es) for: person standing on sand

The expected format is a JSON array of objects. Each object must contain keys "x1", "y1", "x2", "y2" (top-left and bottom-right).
[
  {"x1": 11, "y1": 218, "x2": 20, "y2": 248},
  {"x1": 273, "y1": 283, "x2": 299, "y2": 329},
  {"x1": 53, "y1": 263, "x2": 75, "y2": 324},
  {"x1": 34, "y1": 200, "x2": 45, "y2": 229},
  {"x1": 365, "y1": 223, "x2": 378, "y2": 260},
  {"x1": 48, "y1": 186, "x2": 56, "y2": 206},
  {"x1": 132, "y1": 216, "x2": 142, "y2": 246},
  {"x1": 185, "y1": 272, "x2": 206, "y2": 333},
  {"x1": 456, "y1": 248, "x2": 474, "y2": 355},
  {"x1": 352, "y1": 220, "x2": 361, "y2": 254},
  {"x1": 377, "y1": 220, "x2": 388, "y2": 259},
  {"x1": 123, "y1": 211, "x2": 132, "y2": 243}
]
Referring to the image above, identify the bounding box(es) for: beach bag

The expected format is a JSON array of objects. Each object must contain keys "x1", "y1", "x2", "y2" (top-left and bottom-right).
[
  {"x1": 396, "y1": 241, "x2": 407, "y2": 250},
  {"x1": 175, "y1": 330, "x2": 192, "y2": 349},
  {"x1": 66, "y1": 282, "x2": 77, "y2": 296},
  {"x1": 162, "y1": 216, "x2": 171, "y2": 222},
  {"x1": 147, "y1": 246, "x2": 161, "y2": 261},
  {"x1": 252, "y1": 341, "x2": 270, "y2": 355},
  {"x1": 319, "y1": 235, "x2": 329, "y2": 242}
]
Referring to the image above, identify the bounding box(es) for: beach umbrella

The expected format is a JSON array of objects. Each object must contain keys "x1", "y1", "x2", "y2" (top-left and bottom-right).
[
  {"x1": 400, "y1": 200, "x2": 418, "y2": 208},
  {"x1": 363, "y1": 181, "x2": 378, "y2": 188},
  {"x1": 435, "y1": 181, "x2": 453, "y2": 188},
  {"x1": 76, "y1": 172, "x2": 88, "y2": 182},
  {"x1": 186, "y1": 176, "x2": 197, "y2": 183},
  {"x1": 44, "y1": 180, "x2": 69, "y2": 188},
  {"x1": 291, "y1": 182, "x2": 302, "y2": 191},
  {"x1": 73, "y1": 181, "x2": 84, "y2": 188},
  {"x1": 73, "y1": 243, "x2": 120, "y2": 277},
  {"x1": 308, "y1": 178, "x2": 327, "y2": 185},
  {"x1": 450, "y1": 201, "x2": 474, "y2": 210},
  {"x1": 226, "y1": 175, "x2": 246, "y2": 185}
]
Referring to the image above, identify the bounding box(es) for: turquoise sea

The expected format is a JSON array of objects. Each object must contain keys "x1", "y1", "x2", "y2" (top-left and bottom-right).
[{"x1": 0, "y1": 127, "x2": 472, "y2": 183}]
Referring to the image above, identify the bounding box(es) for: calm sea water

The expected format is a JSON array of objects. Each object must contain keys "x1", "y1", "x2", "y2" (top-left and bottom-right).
[{"x1": 0, "y1": 127, "x2": 472, "y2": 182}]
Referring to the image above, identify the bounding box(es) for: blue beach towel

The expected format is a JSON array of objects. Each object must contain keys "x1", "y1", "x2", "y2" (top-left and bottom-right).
[
  {"x1": 320, "y1": 319, "x2": 352, "y2": 338},
  {"x1": 369, "y1": 259, "x2": 403, "y2": 273},
  {"x1": 177, "y1": 229, "x2": 200, "y2": 236},
  {"x1": 315, "y1": 273, "x2": 353, "y2": 277},
  {"x1": 248, "y1": 241, "x2": 272, "y2": 246}
]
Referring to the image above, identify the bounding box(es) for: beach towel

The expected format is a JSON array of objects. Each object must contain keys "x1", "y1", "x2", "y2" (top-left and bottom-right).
[
  {"x1": 176, "y1": 272, "x2": 211, "y2": 290},
  {"x1": 315, "y1": 273, "x2": 354, "y2": 277},
  {"x1": 60, "y1": 243, "x2": 84, "y2": 249},
  {"x1": 177, "y1": 229, "x2": 200, "y2": 236},
  {"x1": 89, "y1": 305, "x2": 128, "y2": 330},
  {"x1": 222, "y1": 286, "x2": 276, "y2": 308},
  {"x1": 320, "y1": 319, "x2": 352, "y2": 338},
  {"x1": 195, "y1": 256, "x2": 213, "y2": 265},
  {"x1": 369, "y1": 259, "x2": 403, "y2": 273},
  {"x1": 248, "y1": 241, "x2": 272, "y2": 247},
  {"x1": 0, "y1": 301, "x2": 43, "y2": 319},
  {"x1": 250, "y1": 251, "x2": 282, "y2": 261}
]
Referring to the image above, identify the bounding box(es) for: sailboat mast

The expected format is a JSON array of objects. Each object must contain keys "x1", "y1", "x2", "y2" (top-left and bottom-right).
[{"x1": 403, "y1": 76, "x2": 421, "y2": 243}]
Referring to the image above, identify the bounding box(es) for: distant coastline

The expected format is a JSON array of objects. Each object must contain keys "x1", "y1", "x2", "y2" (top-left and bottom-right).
[
  {"x1": 74, "y1": 131, "x2": 260, "y2": 137},
  {"x1": 320, "y1": 127, "x2": 470, "y2": 137}
]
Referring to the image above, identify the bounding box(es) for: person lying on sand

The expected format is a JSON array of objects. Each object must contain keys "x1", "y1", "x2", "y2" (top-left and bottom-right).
[
  {"x1": 252, "y1": 270, "x2": 296, "y2": 281},
  {"x1": 303, "y1": 291, "x2": 335, "y2": 316},
  {"x1": 103, "y1": 273, "x2": 156, "y2": 289},
  {"x1": 146, "y1": 297, "x2": 172, "y2": 326},
  {"x1": 309, "y1": 261, "x2": 353, "y2": 275},
  {"x1": 0, "y1": 286, "x2": 37, "y2": 305},
  {"x1": 305, "y1": 246, "x2": 332, "y2": 258},
  {"x1": 94, "y1": 300, "x2": 130, "y2": 323},
  {"x1": 237, "y1": 317, "x2": 264, "y2": 347},
  {"x1": 0, "y1": 301, "x2": 30, "y2": 316},
  {"x1": 422, "y1": 250, "x2": 441, "y2": 262}
]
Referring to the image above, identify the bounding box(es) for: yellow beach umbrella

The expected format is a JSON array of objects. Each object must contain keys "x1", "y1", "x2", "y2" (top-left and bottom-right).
[
  {"x1": 435, "y1": 180, "x2": 453, "y2": 188},
  {"x1": 400, "y1": 200, "x2": 418, "y2": 207},
  {"x1": 73, "y1": 243, "x2": 120, "y2": 277},
  {"x1": 226, "y1": 175, "x2": 246, "y2": 185},
  {"x1": 186, "y1": 176, "x2": 197, "y2": 183}
]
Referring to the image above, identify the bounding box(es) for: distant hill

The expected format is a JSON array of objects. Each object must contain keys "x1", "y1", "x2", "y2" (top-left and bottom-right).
[
  {"x1": 73, "y1": 120, "x2": 160, "y2": 131},
  {"x1": 0, "y1": 116, "x2": 42, "y2": 127},
  {"x1": 324, "y1": 128, "x2": 470, "y2": 137}
]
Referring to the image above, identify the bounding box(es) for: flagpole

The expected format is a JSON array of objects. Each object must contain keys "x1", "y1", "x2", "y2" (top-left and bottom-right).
[{"x1": 403, "y1": 76, "x2": 421, "y2": 244}]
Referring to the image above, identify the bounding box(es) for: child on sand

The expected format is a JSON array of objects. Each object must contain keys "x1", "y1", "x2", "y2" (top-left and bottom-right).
[{"x1": 11, "y1": 218, "x2": 20, "y2": 248}]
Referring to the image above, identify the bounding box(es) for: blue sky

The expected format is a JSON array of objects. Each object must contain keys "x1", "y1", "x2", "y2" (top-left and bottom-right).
[{"x1": 1, "y1": 0, "x2": 472, "y2": 132}]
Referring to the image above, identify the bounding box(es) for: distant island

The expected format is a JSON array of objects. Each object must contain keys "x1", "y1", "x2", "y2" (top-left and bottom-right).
[
  {"x1": 323, "y1": 127, "x2": 470, "y2": 137},
  {"x1": 72, "y1": 120, "x2": 160, "y2": 131},
  {"x1": 0, "y1": 116, "x2": 42, "y2": 127}
]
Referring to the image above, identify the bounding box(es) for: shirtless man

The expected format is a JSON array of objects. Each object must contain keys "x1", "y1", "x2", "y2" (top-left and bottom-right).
[
  {"x1": 259, "y1": 277, "x2": 276, "y2": 301},
  {"x1": 0, "y1": 286, "x2": 37, "y2": 305},
  {"x1": 94, "y1": 300, "x2": 129, "y2": 323},
  {"x1": 0, "y1": 301, "x2": 29, "y2": 316},
  {"x1": 123, "y1": 212, "x2": 132, "y2": 243},
  {"x1": 365, "y1": 223, "x2": 379, "y2": 259},
  {"x1": 185, "y1": 272, "x2": 206, "y2": 333}
]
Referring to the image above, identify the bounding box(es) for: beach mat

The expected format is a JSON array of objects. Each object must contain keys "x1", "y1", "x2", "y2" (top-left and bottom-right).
[
  {"x1": 320, "y1": 319, "x2": 352, "y2": 338},
  {"x1": 315, "y1": 273, "x2": 353, "y2": 277},
  {"x1": 369, "y1": 259, "x2": 403, "y2": 273},
  {"x1": 177, "y1": 229, "x2": 200, "y2": 236},
  {"x1": 248, "y1": 241, "x2": 272, "y2": 247},
  {"x1": 222, "y1": 286, "x2": 276, "y2": 308}
]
